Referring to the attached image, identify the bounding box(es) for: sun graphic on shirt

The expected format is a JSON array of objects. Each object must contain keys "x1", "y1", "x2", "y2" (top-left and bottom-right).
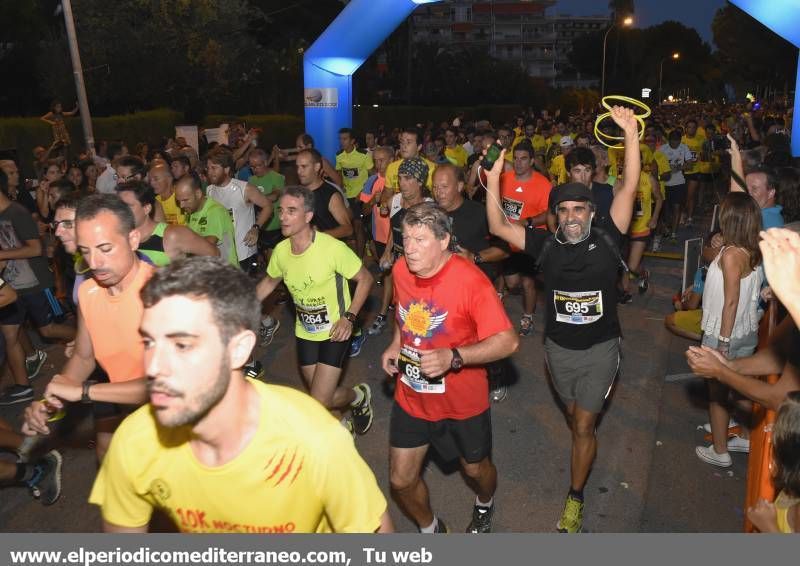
[{"x1": 399, "y1": 301, "x2": 447, "y2": 339}]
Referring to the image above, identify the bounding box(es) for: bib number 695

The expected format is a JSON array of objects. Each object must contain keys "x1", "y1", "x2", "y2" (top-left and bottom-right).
[{"x1": 564, "y1": 301, "x2": 589, "y2": 314}]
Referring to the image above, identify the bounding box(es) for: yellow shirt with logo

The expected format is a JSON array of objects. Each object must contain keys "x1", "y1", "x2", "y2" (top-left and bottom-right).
[
  {"x1": 157, "y1": 192, "x2": 186, "y2": 225},
  {"x1": 89, "y1": 380, "x2": 387, "y2": 533},
  {"x1": 630, "y1": 171, "x2": 656, "y2": 237},
  {"x1": 444, "y1": 145, "x2": 468, "y2": 168},
  {"x1": 681, "y1": 134, "x2": 705, "y2": 175},
  {"x1": 335, "y1": 147, "x2": 374, "y2": 199},
  {"x1": 267, "y1": 232, "x2": 362, "y2": 341},
  {"x1": 548, "y1": 154, "x2": 568, "y2": 186},
  {"x1": 385, "y1": 157, "x2": 436, "y2": 192}
]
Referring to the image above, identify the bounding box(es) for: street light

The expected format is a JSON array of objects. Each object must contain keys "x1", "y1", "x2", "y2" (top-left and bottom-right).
[
  {"x1": 601, "y1": 16, "x2": 633, "y2": 98},
  {"x1": 658, "y1": 52, "x2": 680, "y2": 105}
]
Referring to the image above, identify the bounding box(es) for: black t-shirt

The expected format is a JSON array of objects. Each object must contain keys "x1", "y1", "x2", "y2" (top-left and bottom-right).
[
  {"x1": 390, "y1": 207, "x2": 407, "y2": 258},
  {"x1": 311, "y1": 181, "x2": 342, "y2": 232},
  {"x1": 591, "y1": 182, "x2": 614, "y2": 224},
  {"x1": 447, "y1": 198, "x2": 504, "y2": 279},
  {"x1": 524, "y1": 216, "x2": 622, "y2": 349}
]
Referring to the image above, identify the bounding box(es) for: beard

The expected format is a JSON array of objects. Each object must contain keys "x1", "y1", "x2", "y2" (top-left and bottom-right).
[
  {"x1": 150, "y1": 355, "x2": 231, "y2": 428},
  {"x1": 560, "y1": 218, "x2": 592, "y2": 244}
]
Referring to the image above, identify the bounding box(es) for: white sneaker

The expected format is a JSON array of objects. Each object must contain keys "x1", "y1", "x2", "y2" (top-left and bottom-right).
[
  {"x1": 695, "y1": 445, "x2": 732, "y2": 467},
  {"x1": 727, "y1": 435, "x2": 750, "y2": 453}
]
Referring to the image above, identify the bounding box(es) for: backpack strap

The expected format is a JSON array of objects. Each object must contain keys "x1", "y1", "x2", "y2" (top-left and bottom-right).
[{"x1": 535, "y1": 225, "x2": 629, "y2": 273}]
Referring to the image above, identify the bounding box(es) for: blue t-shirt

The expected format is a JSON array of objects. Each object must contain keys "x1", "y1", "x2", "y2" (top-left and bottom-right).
[{"x1": 762, "y1": 205, "x2": 784, "y2": 229}]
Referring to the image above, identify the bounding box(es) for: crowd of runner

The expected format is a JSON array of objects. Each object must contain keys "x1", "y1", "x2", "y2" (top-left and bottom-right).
[{"x1": 0, "y1": 98, "x2": 798, "y2": 534}]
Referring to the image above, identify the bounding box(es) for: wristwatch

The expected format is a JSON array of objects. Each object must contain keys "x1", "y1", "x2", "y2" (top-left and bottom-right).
[
  {"x1": 450, "y1": 348, "x2": 464, "y2": 371},
  {"x1": 343, "y1": 311, "x2": 357, "y2": 323},
  {"x1": 473, "y1": 252, "x2": 484, "y2": 265},
  {"x1": 81, "y1": 380, "x2": 97, "y2": 404}
]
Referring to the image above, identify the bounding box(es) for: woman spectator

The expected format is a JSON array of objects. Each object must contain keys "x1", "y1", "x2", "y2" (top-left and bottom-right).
[
  {"x1": 695, "y1": 192, "x2": 764, "y2": 467},
  {"x1": 78, "y1": 160, "x2": 98, "y2": 195}
]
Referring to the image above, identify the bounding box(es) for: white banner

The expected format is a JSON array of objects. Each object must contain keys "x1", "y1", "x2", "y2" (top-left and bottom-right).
[{"x1": 174, "y1": 125, "x2": 199, "y2": 154}]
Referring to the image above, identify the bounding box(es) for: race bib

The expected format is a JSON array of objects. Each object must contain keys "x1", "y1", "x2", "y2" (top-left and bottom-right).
[
  {"x1": 398, "y1": 345, "x2": 445, "y2": 394},
  {"x1": 343, "y1": 167, "x2": 359, "y2": 179},
  {"x1": 634, "y1": 195, "x2": 644, "y2": 217},
  {"x1": 502, "y1": 197, "x2": 523, "y2": 220},
  {"x1": 690, "y1": 151, "x2": 698, "y2": 161},
  {"x1": 553, "y1": 290, "x2": 603, "y2": 325},
  {"x1": 296, "y1": 303, "x2": 331, "y2": 334}
]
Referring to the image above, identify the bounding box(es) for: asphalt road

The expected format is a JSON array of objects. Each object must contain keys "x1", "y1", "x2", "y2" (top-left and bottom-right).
[{"x1": 0, "y1": 225, "x2": 748, "y2": 533}]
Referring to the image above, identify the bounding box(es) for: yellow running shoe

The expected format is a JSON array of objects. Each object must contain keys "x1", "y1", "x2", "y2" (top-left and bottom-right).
[{"x1": 557, "y1": 494, "x2": 584, "y2": 533}]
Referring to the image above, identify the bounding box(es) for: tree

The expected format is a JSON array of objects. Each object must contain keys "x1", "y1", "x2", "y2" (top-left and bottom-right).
[{"x1": 712, "y1": 4, "x2": 797, "y2": 98}]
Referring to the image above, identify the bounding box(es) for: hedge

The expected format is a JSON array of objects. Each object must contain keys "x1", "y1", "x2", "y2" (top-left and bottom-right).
[{"x1": 0, "y1": 105, "x2": 523, "y2": 177}]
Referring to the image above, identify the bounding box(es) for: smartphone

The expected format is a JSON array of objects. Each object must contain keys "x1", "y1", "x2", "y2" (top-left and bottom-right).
[{"x1": 481, "y1": 142, "x2": 504, "y2": 169}]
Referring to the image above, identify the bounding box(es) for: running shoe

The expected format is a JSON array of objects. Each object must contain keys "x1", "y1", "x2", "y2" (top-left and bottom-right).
[
  {"x1": 466, "y1": 502, "x2": 494, "y2": 533},
  {"x1": 695, "y1": 445, "x2": 732, "y2": 467},
  {"x1": 26, "y1": 349, "x2": 48, "y2": 381},
  {"x1": 727, "y1": 434, "x2": 750, "y2": 453},
  {"x1": 422, "y1": 518, "x2": 449, "y2": 534},
  {"x1": 618, "y1": 292, "x2": 633, "y2": 305},
  {"x1": 340, "y1": 416, "x2": 355, "y2": 439},
  {"x1": 368, "y1": 314, "x2": 387, "y2": 336},
  {"x1": 349, "y1": 333, "x2": 366, "y2": 358},
  {"x1": 27, "y1": 450, "x2": 62, "y2": 506},
  {"x1": 669, "y1": 233, "x2": 678, "y2": 244},
  {"x1": 0, "y1": 385, "x2": 34, "y2": 406},
  {"x1": 244, "y1": 360, "x2": 265, "y2": 381},
  {"x1": 557, "y1": 494, "x2": 584, "y2": 533},
  {"x1": 350, "y1": 383, "x2": 373, "y2": 435},
  {"x1": 701, "y1": 418, "x2": 739, "y2": 435},
  {"x1": 651, "y1": 236, "x2": 662, "y2": 252},
  {"x1": 638, "y1": 270, "x2": 650, "y2": 294},
  {"x1": 258, "y1": 318, "x2": 281, "y2": 346},
  {"x1": 490, "y1": 385, "x2": 508, "y2": 403},
  {"x1": 519, "y1": 315, "x2": 534, "y2": 337},
  {"x1": 685, "y1": 217, "x2": 694, "y2": 228}
]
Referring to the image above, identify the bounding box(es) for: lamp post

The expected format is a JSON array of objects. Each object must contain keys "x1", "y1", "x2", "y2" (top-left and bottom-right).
[
  {"x1": 601, "y1": 15, "x2": 633, "y2": 98},
  {"x1": 658, "y1": 52, "x2": 680, "y2": 105}
]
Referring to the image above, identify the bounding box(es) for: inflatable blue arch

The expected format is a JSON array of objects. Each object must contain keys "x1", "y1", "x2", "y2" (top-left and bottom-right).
[
  {"x1": 730, "y1": 0, "x2": 800, "y2": 156},
  {"x1": 303, "y1": 0, "x2": 799, "y2": 158},
  {"x1": 303, "y1": 0, "x2": 440, "y2": 160}
]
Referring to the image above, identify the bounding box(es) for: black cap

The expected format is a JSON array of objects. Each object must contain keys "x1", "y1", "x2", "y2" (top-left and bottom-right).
[{"x1": 549, "y1": 182, "x2": 594, "y2": 212}]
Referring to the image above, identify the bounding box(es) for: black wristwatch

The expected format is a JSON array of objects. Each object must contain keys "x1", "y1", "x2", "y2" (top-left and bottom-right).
[
  {"x1": 473, "y1": 252, "x2": 484, "y2": 265},
  {"x1": 450, "y1": 348, "x2": 464, "y2": 371},
  {"x1": 81, "y1": 380, "x2": 97, "y2": 404},
  {"x1": 343, "y1": 311, "x2": 357, "y2": 323}
]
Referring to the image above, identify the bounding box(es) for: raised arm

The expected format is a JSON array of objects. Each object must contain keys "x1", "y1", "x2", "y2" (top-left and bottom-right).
[
  {"x1": 484, "y1": 150, "x2": 526, "y2": 251},
  {"x1": 727, "y1": 134, "x2": 746, "y2": 193},
  {"x1": 609, "y1": 106, "x2": 642, "y2": 234}
]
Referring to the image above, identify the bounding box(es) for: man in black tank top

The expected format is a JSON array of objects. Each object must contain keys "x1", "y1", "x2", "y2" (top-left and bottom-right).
[{"x1": 296, "y1": 149, "x2": 352, "y2": 241}]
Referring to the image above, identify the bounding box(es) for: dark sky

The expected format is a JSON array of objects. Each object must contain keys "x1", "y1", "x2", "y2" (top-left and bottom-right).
[{"x1": 548, "y1": 0, "x2": 729, "y2": 46}]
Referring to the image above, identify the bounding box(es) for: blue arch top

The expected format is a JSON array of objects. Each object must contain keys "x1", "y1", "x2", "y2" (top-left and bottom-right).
[
  {"x1": 730, "y1": 0, "x2": 800, "y2": 156},
  {"x1": 303, "y1": 0, "x2": 440, "y2": 161}
]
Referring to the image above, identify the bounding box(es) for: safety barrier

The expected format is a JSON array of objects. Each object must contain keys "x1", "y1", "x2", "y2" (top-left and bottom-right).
[{"x1": 743, "y1": 299, "x2": 779, "y2": 532}]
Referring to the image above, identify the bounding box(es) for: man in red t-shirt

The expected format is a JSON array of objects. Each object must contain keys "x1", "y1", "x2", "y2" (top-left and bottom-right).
[
  {"x1": 381, "y1": 202, "x2": 518, "y2": 534},
  {"x1": 498, "y1": 140, "x2": 551, "y2": 337}
]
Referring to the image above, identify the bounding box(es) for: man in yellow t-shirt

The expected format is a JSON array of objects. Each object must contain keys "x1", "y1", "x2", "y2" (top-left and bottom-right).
[
  {"x1": 681, "y1": 119, "x2": 704, "y2": 226},
  {"x1": 149, "y1": 162, "x2": 186, "y2": 225},
  {"x1": 257, "y1": 187, "x2": 375, "y2": 435},
  {"x1": 443, "y1": 127, "x2": 468, "y2": 168},
  {"x1": 90, "y1": 257, "x2": 391, "y2": 533},
  {"x1": 548, "y1": 136, "x2": 574, "y2": 186},
  {"x1": 385, "y1": 127, "x2": 435, "y2": 191}
]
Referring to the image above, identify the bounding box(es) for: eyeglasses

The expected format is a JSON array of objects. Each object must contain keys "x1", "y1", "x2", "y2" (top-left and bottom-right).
[
  {"x1": 50, "y1": 219, "x2": 74, "y2": 231},
  {"x1": 113, "y1": 173, "x2": 136, "y2": 182}
]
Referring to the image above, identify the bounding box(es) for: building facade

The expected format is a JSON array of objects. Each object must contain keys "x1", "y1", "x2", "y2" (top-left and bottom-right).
[{"x1": 410, "y1": 1, "x2": 609, "y2": 87}]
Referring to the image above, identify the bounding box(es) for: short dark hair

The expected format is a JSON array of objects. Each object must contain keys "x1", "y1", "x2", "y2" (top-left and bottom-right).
[
  {"x1": 298, "y1": 133, "x2": 314, "y2": 147},
  {"x1": 141, "y1": 256, "x2": 261, "y2": 344},
  {"x1": 338, "y1": 127, "x2": 354, "y2": 138},
  {"x1": 282, "y1": 185, "x2": 315, "y2": 214},
  {"x1": 566, "y1": 147, "x2": 596, "y2": 171},
  {"x1": 108, "y1": 143, "x2": 125, "y2": 161},
  {"x1": 50, "y1": 178, "x2": 76, "y2": 196},
  {"x1": 76, "y1": 193, "x2": 135, "y2": 236},
  {"x1": 402, "y1": 126, "x2": 423, "y2": 144},
  {"x1": 117, "y1": 156, "x2": 146, "y2": 178},
  {"x1": 172, "y1": 154, "x2": 191, "y2": 170},
  {"x1": 298, "y1": 148, "x2": 323, "y2": 167},
  {"x1": 116, "y1": 180, "x2": 156, "y2": 210},
  {"x1": 54, "y1": 192, "x2": 81, "y2": 212},
  {"x1": 749, "y1": 165, "x2": 779, "y2": 194},
  {"x1": 206, "y1": 148, "x2": 235, "y2": 170},
  {"x1": 512, "y1": 139, "x2": 534, "y2": 159}
]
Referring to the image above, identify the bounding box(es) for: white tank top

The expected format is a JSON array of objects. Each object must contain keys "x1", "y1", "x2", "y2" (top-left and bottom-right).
[
  {"x1": 701, "y1": 246, "x2": 763, "y2": 340},
  {"x1": 207, "y1": 178, "x2": 256, "y2": 262}
]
